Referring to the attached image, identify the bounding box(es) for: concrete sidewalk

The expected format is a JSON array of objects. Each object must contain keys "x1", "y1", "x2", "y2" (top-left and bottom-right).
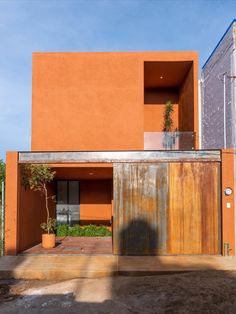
[{"x1": 0, "y1": 255, "x2": 236, "y2": 280}]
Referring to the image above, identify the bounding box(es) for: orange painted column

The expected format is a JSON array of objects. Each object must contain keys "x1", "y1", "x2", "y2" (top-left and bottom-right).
[
  {"x1": 221, "y1": 149, "x2": 235, "y2": 255},
  {"x1": 5, "y1": 152, "x2": 19, "y2": 255},
  {"x1": 193, "y1": 59, "x2": 199, "y2": 149}
]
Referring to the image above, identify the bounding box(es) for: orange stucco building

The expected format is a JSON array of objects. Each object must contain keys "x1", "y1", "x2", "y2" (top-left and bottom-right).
[
  {"x1": 32, "y1": 52, "x2": 199, "y2": 151},
  {"x1": 5, "y1": 52, "x2": 235, "y2": 256}
]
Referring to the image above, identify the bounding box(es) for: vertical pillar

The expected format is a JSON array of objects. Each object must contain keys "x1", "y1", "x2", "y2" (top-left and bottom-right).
[
  {"x1": 221, "y1": 149, "x2": 235, "y2": 255},
  {"x1": 5, "y1": 152, "x2": 19, "y2": 255},
  {"x1": 194, "y1": 58, "x2": 199, "y2": 149}
]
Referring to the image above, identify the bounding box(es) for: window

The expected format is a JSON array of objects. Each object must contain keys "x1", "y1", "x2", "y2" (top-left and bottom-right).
[{"x1": 56, "y1": 180, "x2": 80, "y2": 225}]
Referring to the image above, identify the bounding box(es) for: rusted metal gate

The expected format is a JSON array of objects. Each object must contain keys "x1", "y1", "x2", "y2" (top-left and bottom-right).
[{"x1": 113, "y1": 162, "x2": 221, "y2": 255}]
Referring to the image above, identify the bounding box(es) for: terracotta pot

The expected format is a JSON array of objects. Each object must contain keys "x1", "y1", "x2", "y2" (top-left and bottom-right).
[{"x1": 42, "y1": 234, "x2": 56, "y2": 249}]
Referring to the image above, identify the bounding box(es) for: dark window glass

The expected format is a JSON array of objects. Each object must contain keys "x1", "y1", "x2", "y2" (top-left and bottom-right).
[
  {"x1": 68, "y1": 181, "x2": 79, "y2": 204},
  {"x1": 57, "y1": 181, "x2": 67, "y2": 204}
]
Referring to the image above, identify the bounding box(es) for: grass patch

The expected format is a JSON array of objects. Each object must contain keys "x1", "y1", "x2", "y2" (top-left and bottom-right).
[{"x1": 56, "y1": 224, "x2": 112, "y2": 237}]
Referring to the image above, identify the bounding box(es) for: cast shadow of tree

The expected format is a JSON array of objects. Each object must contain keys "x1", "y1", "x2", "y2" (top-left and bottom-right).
[{"x1": 118, "y1": 219, "x2": 157, "y2": 256}]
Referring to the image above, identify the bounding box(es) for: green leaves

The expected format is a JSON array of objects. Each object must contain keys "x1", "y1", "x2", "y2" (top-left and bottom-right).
[
  {"x1": 163, "y1": 100, "x2": 174, "y2": 132},
  {"x1": 22, "y1": 164, "x2": 55, "y2": 192},
  {"x1": 56, "y1": 224, "x2": 69, "y2": 237},
  {"x1": 0, "y1": 160, "x2": 5, "y2": 182},
  {"x1": 40, "y1": 218, "x2": 57, "y2": 234},
  {"x1": 56, "y1": 224, "x2": 112, "y2": 237},
  {"x1": 0, "y1": 160, "x2": 5, "y2": 204},
  {"x1": 22, "y1": 164, "x2": 56, "y2": 234}
]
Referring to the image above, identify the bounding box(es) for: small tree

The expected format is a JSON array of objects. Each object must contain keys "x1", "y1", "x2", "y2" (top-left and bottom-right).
[
  {"x1": 0, "y1": 160, "x2": 5, "y2": 205},
  {"x1": 163, "y1": 101, "x2": 179, "y2": 149},
  {"x1": 22, "y1": 164, "x2": 56, "y2": 234},
  {"x1": 163, "y1": 100, "x2": 174, "y2": 132}
]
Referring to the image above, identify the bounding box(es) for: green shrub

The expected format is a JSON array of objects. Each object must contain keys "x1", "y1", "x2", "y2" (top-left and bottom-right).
[
  {"x1": 56, "y1": 224, "x2": 69, "y2": 237},
  {"x1": 68, "y1": 225, "x2": 85, "y2": 236},
  {"x1": 56, "y1": 224, "x2": 112, "y2": 237},
  {"x1": 84, "y1": 224, "x2": 97, "y2": 236},
  {"x1": 96, "y1": 226, "x2": 112, "y2": 236}
]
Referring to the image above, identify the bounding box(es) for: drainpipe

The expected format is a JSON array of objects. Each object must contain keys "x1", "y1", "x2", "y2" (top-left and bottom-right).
[
  {"x1": 223, "y1": 73, "x2": 227, "y2": 149},
  {"x1": 233, "y1": 42, "x2": 236, "y2": 257},
  {"x1": 198, "y1": 79, "x2": 203, "y2": 149},
  {"x1": 224, "y1": 71, "x2": 236, "y2": 255}
]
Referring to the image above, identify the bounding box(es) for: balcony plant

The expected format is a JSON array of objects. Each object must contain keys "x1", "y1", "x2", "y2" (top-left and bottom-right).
[
  {"x1": 163, "y1": 100, "x2": 179, "y2": 149},
  {"x1": 22, "y1": 164, "x2": 56, "y2": 248},
  {"x1": 163, "y1": 100, "x2": 174, "y2": 132}
]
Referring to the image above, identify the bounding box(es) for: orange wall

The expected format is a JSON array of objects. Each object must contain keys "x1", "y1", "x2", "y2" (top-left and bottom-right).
[
  {"x1": 32, "y1": 53, "x2": 143, "y2": 151},
  {"x1": 179, "y1": 64, "x2": 199, "y2": 147},
  {"x1": 18, "y1": 176, "x2": 55, "y2": 252},
  {"x1": 53, "y1": 167, "x2": 112, "y2": 224},
  {"x1": 54, "y1": 165, "x2": 113, "y2": 180},
  {"x1": 144, "y1": 104, "x2": 179, "y2": 132},
  {"x1": 32, "y1": 52, "x2": 198, "y2": 151},
  {"x1": 221, "y1": 149, "x2": 235, "y2": 255},
  {"x1": 5, "y1": 152, "x2": 56, "y2": 254},
  {"x1": 144, "y1": 88, "x2": 179, "y2": 104},
  {"x1": 179, "y1": 65, "x2": 194, "y2": 131},
  {"x1": 5, "y1": 152, "x2": 18, "y2": 255},
  {"x1": 79, "y1": 180, "x2": 112, "y2": 224}
]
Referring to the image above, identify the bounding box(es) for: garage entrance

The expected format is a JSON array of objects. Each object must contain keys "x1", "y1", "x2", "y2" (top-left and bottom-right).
[{"x1": 113, "y1": 162, "x2": 221, "y2": 255}]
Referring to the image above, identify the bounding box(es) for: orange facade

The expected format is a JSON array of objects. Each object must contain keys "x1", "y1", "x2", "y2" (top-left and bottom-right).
[
  {"x1": 8, "y1": 51, "x2": 236, "y2": 257},
  {"x1": 32, "y1": 52, "x2": 199, "y2": 151}
]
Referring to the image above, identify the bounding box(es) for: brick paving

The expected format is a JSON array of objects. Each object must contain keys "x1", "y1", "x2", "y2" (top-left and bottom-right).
[{"x1": 20, "y1": 237, "x2": 112, "y2": 255}]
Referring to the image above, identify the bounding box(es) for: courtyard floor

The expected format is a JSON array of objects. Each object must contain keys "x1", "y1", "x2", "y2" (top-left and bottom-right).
[{"x1": 20, "y1": 236, "x2": 113, "y2": 255}]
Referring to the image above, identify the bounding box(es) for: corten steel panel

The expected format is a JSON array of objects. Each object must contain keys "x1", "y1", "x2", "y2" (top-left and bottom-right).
[
  {"x1": 113, "y1": 162, "x2": 221, "y2": 256},
  {"x1": 168, "y1": 162, "x2": 221, "y2": 255},
  {"x1": 18, "y1": 150, "x2": 221, "y2": 164},
  {"x1": 113, "y1": 163, "x2": 168, "y2": 255}
]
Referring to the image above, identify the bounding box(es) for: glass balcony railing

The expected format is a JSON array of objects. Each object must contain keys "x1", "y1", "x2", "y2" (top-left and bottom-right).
[{"x1": 144, "y1": 132, "x2": 195, "y2": 150}]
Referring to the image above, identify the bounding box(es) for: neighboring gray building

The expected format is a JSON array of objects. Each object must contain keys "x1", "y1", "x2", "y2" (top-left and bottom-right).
[{"x1": 201, "y1": 20, "x2": 236, "y2": 149}]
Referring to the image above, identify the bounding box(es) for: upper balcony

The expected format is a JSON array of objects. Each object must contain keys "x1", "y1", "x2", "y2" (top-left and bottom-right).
[
  {"x1": 144, "y1": 131, "x2": 195, "y2": 150},
  {"x1": 143, "y1": 60, "x2": 197, "y2": 149}
]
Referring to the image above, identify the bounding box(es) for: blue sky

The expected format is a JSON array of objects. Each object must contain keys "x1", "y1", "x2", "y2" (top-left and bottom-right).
[{"x1": 0, "y1": 0, "x2": 236, "y2": 160}]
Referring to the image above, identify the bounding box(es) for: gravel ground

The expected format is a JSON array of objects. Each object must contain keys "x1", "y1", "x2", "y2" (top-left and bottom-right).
[{"x1": 1, "y1": 271, "x2": 236, "y2": 313}]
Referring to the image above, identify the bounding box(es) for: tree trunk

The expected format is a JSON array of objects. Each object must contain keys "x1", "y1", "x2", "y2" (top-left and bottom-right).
[{"x1": 43, "y1": 183, "x2": 50, "y2": 234}]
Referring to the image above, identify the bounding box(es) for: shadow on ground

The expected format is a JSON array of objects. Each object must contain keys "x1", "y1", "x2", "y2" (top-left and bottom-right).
[
  {"x1": 1, "y1": 271, "x2": 236, "y2": 313},
  {"x1": 1, "y1": 219, "x2": 236, "y2": 313}
]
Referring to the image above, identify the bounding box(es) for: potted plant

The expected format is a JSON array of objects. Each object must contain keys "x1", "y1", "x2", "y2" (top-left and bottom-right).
[{"x1": 22, "y1": 164, "x2": 56, "y2": 248}]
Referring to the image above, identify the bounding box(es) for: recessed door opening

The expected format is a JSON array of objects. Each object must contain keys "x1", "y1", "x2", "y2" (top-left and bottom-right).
[{"x1": 56, "y1": 180, "x2": 80, "y2": 226}]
